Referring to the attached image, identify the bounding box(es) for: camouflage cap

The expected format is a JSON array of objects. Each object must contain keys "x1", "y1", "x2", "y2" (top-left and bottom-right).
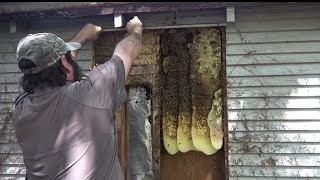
[{"x1": 16, "y1": 33, "x2": 81, "y2": 74}]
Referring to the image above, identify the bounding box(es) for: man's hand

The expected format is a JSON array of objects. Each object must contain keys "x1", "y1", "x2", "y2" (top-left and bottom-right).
[
  {"x1": 70, "y1": 23, "x2": 102, "y2": 58},
  {"x1": 126, "y1": 16, "x2": 143, "y2": 35},
  {"x1": 80, "y1": 23, "x2": 102, "y2": 42}
]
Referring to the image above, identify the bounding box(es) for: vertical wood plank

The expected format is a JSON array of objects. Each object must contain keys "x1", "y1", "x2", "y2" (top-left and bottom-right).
[
  {"x1": 152, "y1": 30, "x2": 162, "y2": 180},
  {"x1": 221, "y1": 26, "x2": 229, "y2": 180},
  {"x1": 116, "y1": 105, "x2": 127, "y2": 178}
]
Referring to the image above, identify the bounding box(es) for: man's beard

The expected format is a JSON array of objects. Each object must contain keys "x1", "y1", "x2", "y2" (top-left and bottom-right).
[
  {"x1": 71, "y1": 60, "x2": 85, "y2": 82},
  {"x1": 65, "y1": 53, "x2": 85, "y2": 82}
]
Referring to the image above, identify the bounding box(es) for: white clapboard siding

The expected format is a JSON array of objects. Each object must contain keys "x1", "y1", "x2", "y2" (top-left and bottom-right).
[
  {"x1": 227, "y1": 63, "x2": 320, "y2": 77},
  {"x1": 227, "y1": 42, "x2": 320, "y2": 55},
  {"x1": 0, "y1": 61, "x2": 92, "y2": 73},
  {"x1": 0, "y1": 49, "x2": 92, "y2": 64},
  {"x1": 227, "y1": 53, "x2": 320, "y2": 65},
  {"x1": 227, "y1": 30, "x2": 320, "y2": 45},
  {"x1": 228, "y1": 87, "x2": 320, "y2": 97},
  {"x1": 0, "y1": 154, "x2": 24, "y2": 165},
  {"x1": 229, "y1": 154, "x2": 320, "y2": 166},
  {"x1": 0, "y1": 73, "x2": 23, "y2": 84},
  {"x1": 228, "y1": 109, "x2": 320, "y2": 120},
  {"x1": 0, "y1": 166, "x2": 26, "y2": 174},
  {"x1": 0, "y1": 41, "x2": 92, "y2": 53},
  {"x1": 0, "y1": 123, "x2": 15, "y2": 133},
  {"x1": 0, "y1": 22, "x2": 93, "y2": 178},
  {"x1": 228, "y1": 75, "x2": 320, "y2": 87},
  {"x1": 0, "y1": 144, "x2": 21, "y2": 153},
  {"x1": 228, "y1": 97, "x2": 320, "y2": 109},
  {"x1": 229, "y1": 166, "x2": 320, "y2": 177},
  {"x1": 226, "y1": 5, "x2": 320, "y2": 179},
  {"x1": 0, "y1": 84, "x2": 22, "y2": 93},
  {"x1": 229, "y1": 131, "x2": 320, "y2": 143},
  {"x1": 230, "y1": 142, "x2": 320, "y2": 154},
  {"x1": 229, "y1": 121, "x2": 320, "y2": 131},
  {"x1": 227, "y1": 18, "x2": 320, "y2": 33},
  {"x1": 230, "y1": 178, "x2": 320, "y2": 180}
]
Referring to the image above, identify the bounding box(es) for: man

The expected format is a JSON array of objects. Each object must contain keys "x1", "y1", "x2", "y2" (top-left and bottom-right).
[{"x1": 12, "y1": 16, "x2": 143, "y2": 180}]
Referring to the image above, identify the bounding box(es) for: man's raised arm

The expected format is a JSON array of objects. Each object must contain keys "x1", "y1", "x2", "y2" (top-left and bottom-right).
[
  {"x1": 70, "y1": 23, "x2": 102, "y2": 59},
  {"x1": 113, "y1": 16, "x2": 143, "y2": 78}
]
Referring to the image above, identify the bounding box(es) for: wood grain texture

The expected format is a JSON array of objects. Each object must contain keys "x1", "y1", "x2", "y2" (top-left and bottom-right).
[
  {"x1": 115, "y1": 105, "x2": 127, "y2": 178},
  {"x1": 161, "y1": 149, "x2": 225, "y2": 180}
]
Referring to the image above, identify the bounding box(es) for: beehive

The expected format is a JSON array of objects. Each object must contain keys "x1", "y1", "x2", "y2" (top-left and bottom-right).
[
  {"x1": 160, "y1": 28, "x2": 222, "y2": 155},
  {"x1": 188, "y1": 28, "x2": 222, "y2": 155},
  {"x1": 161, "y1": 32, "x2": 180, "y2": 155}
]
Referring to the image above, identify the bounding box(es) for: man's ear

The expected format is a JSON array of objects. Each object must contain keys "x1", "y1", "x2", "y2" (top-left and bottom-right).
[{"x1": 61, "y1": 55, "x2": 72, "y2": 73}]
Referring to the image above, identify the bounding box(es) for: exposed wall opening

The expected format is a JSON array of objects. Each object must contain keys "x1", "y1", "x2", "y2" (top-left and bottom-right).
[
  {"x1": 159, "y1": 27, "x2": 225, "y2": 180},
  {"x1": 94, "y1": 26, "x2": 227, "y2": 180}
]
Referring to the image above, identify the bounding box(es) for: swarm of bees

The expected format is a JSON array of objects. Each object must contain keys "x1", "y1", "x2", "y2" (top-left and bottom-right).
[{"x1": 161, "y1": 28, "x2": 223, "y2": 155}]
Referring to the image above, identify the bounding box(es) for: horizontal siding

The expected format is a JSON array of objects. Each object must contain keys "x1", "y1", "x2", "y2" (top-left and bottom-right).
[
  {"x1": 0, "y1": 49, "x2": 92, "y2": 64},
  {"x1": 229, "y1": 131, "x2": 320, "y2": 143},
  {"x1": 0, "y1": 154, "x2": 24, "y2": 165},
  {"x1": 228, "y1": 97, "x2": 320, "y2": 109},
  {"x1": 228, "y1": 87, "x2": 320, "y2": 97},
  {"x1": 230, "y1": 142, "x2": 320, "y2": 154},
  {"x1": 228, "y1": 63, "x2": 320, "y2": 77},
  {"x1": 230, "y1": 178, "x2": 320, "y2": 180},
  {"x1": 0, "y1": 21, "x2": 94, "y2": 178},
  {"x1": 229, "y1": 154, "x2": 320, "y2": 166},
  {"x1": 227, "y1": 30, "x2": 320, "y2": 44},
  {"x1": 229, "y1": 121, "x2": 320, "y2": 131},
  {"x1": 229, "y1": 166, "x2": 320, "y2": 177},
  {"x1": 228, "y1": 75, "x2": 320, "y2": 87},
  {"x1": 226, "y1": 5, "x2": 320, "y2": 179},
  {"x1": 0, "y1": 144, "x2": 21, "y2": 153},
  {"x1": 228, "y1": 109, "x2": 320, "y2": 120},
  {"x1": 0, "y1": 61, "x2": 92, "y2": 73},
  {"x1": 235, "y1": 5, "x2": 320, "y2": 21},
  {"x1": 227, "y1": 53, "x2": 320, "y2": 65},
  {"x1": 227, "y1": 42, "x2": 320, "y2": 55},
  {"x1": 227, "y1": 18, "x2": 320, "y2": 33}
]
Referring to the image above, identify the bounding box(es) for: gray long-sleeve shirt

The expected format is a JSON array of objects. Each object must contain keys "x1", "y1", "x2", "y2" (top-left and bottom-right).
[{"x1": 13, "y1": 56, "x2": 126, "y2": 180}]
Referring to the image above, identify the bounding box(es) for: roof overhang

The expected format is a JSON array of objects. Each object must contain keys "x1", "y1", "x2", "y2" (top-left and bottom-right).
[{"x1": 0, "y1": 2, "x2": 299, "y2": 19}]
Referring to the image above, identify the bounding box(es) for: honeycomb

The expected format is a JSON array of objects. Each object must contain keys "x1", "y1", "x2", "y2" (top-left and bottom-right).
[
  {"x1": 176, "y1": 32, "x2": 197, "y2": 153},
  {"x1": 159, "y1": 28, "x2": 223, "y2": 155},
  {"x1": 188, "y1": 28, "x2": 222, "y2": 155},
  {"x1": 208, "y1": 89, "x2": 223, "y2": 150},
  {"x1": 161, "y1": 33, "x2": 179, "y2": 155}
]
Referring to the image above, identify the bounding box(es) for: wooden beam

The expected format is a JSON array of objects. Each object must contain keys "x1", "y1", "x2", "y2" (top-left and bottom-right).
[
  {"x1": 65, "y1": 2, "x2": 281, "y2": 18},
  {"x1": 0, "y1": 2, "x2": 134, "y2": 14},
  {"x1": 102, "y1": 23, "x2": 227, "y2": 32},
  {"x1": 0, "y1": 2, "x2": 298, "y2": 19},
  {"x1": 152, "y1": 32, "x2": 161, "y2": 180}
]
